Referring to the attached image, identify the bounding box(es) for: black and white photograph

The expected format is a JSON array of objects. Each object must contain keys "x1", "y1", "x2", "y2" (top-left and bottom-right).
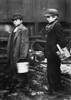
[{"x1": 0, "y1": 0, "x2": 71, "y2": 100}]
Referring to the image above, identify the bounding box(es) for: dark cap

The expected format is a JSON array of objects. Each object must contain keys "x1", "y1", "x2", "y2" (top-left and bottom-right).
[
  {"x1": 44, "y1": 8, "x2": 59, "y2": 17},
  {"x1": 12, "y1": 13, "x2": 23, "y2": 21}
]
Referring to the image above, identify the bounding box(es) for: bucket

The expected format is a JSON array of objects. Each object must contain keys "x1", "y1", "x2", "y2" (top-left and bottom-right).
[{"x1": 17, "y1": 62, "x2": 29, "y2": 73}]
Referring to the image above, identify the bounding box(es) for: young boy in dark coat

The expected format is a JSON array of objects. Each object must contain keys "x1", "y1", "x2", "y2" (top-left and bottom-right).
[
  {"x1": 44, "y1": 8, "x2": 68, "y2": 96},
  {"x1": 6, "y1": 13, "x2": 29, "y2": 88}
]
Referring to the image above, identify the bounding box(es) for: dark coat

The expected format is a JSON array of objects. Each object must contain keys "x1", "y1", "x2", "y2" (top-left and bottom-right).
[
  {"x1": 45, "y1": 20, "x2": 68, "y2": 92},
  {"x1": 7, "y1": 24, "x2": 29, "y2": 74},
  {"x1": 45, "y1": 21, "x2": 68, "y2": 59}
]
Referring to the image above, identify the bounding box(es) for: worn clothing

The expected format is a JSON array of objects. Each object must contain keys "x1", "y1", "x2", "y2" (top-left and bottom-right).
[
  {"x1": 44, "y1": 20, "x2": 68, "y2": 92},
  {"x1": 46, "y1": 21, "x2": 68, "y2": 58},
  {"x1": 7, "y1": 24, "x2": 29, "y2": 75}
]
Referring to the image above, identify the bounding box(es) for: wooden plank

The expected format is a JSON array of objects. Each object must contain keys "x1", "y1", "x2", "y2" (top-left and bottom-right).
[
  {"x1": 7, "y1": 0, "x2": 22, "y2": 20},
  {"x1": 35, "y1": 0, "x2": 47, "y2": 22},
  {"x1": 0, "y1": 0, "x2": 8, "y2": 22},
  {"x1": 66, "y1": 0, "x2": 71, "y2": 22},
  {"x1": 22, "y1": 0, "x2": 35, "y2": 22}
]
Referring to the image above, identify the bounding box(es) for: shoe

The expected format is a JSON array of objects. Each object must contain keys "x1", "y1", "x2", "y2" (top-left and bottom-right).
[
  {"x1": 47, "y1": 92, "x2": 57, "y2": 99},
  {"x1": 53, "y1": 90, "x2": 63, "y2": 96}
]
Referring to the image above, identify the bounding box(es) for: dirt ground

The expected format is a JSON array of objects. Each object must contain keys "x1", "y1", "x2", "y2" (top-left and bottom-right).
[{"x1": 0, "y1": 59, "x2": 71, "y2": 100}]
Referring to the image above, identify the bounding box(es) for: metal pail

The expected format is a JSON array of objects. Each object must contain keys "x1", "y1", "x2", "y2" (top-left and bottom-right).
[{"x1": 17, "y1": 62, "x2": 29, "y2": 73}]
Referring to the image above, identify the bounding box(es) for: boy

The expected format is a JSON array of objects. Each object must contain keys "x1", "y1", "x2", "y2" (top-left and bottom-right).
[
  {"x1": 7, "y1": 13, "x2": 29, "y2": 87},
  {"x1": 44, "y1": 8, "x2": 68, "y2": 96}
]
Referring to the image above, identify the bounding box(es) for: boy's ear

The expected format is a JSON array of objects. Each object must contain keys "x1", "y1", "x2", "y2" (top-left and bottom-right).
[
  {"x1": 21, "y1": 20, "x2": 23, "y2": 23},
  {"x1": 55, "y1": 15, "x2": 58, "y2": 19},
  {"x1": 53, "y1": 15, "x2": 57, "y2": 20}
]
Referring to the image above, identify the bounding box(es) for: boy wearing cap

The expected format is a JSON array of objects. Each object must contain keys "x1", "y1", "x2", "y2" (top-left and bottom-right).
[
  {"x1": 44, "y1": 9, "x2": 68, "y2": 96},
  {"x1": 6, "y1": 14, "x2": 29, "y2": 87}
]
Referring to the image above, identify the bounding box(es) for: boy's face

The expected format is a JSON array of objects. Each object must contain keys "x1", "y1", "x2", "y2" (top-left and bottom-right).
[
  {"x1": 13, "y1": 19, "x2": 23, "y2": 26},
  {"x1": 46, "y1": 15, "x2": 57, "y2": 23}
]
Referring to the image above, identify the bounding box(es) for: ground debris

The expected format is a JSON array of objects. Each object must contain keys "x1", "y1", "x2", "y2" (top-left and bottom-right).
[{"x1": 0, "y1": 61, "x2": 71, "y2": 100}]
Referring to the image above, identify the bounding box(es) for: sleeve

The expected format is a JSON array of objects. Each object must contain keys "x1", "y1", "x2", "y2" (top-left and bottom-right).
[
  {"x1": 20, "y1": 29, "x2": 29, "y2": 59},
  {"x1": 56, "y1": 24, "x2": 68, "y2": 48},
  {"x1": 52, "y1": 23, "x2": 68, "y2": 53}
]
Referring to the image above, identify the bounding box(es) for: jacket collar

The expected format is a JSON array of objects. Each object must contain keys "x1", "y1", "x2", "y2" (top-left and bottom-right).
[
  {"x1": 14, "y1": 24, "x2": 23, "y2": 41},
  {"x1": 45, "y1": 20, "x2": 58, "y2": 33},
  {"x1": 13, "y1": 24, "x2": 23, "y2": 33}
]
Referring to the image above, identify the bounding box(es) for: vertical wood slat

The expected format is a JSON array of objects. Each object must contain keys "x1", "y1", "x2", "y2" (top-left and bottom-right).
[
  {"x1": 66, "y1": 0, "x2": 71, "y2": 22},
  {"x1": 0, "y1": 0, "x2": 8, "y2": 22},
  {"x1": 21, "y1": 0, "x2": 35, "y2": 22},
  {"x1": 7, "y1": 0, "x2": 22, "y2": 21},
  {"x1": 35, "y1": 22, "x2": 39, "y2": 35},
  {"x1": 35, "y1": 0, "x2": 47, "y2": 22}
]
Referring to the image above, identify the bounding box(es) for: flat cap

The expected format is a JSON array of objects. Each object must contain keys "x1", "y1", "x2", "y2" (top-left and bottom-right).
[
  {"x1": 12, "y1": 13, "x2": 23, "y2": 21},
  {"x1": 44, "y1": 8, "x2": 59, "y2": 17}
]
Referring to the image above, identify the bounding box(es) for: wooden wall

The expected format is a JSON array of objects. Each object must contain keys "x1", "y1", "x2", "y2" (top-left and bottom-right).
[
  {"x1": 0, "y1": 0, "x2": 70, "y2": 22},
  {"x1": 65, "y1": 0, "x2": 71, "y2": 23},
  {"x1": 46, "y1": 0, "x2": 66, "y2": 22},
  {"x1": 7, "y1": 0, "x2": 35, "y2": 22},
  {"x1": 0, "y1": 0, "x2": 8, "y2": 22}
]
